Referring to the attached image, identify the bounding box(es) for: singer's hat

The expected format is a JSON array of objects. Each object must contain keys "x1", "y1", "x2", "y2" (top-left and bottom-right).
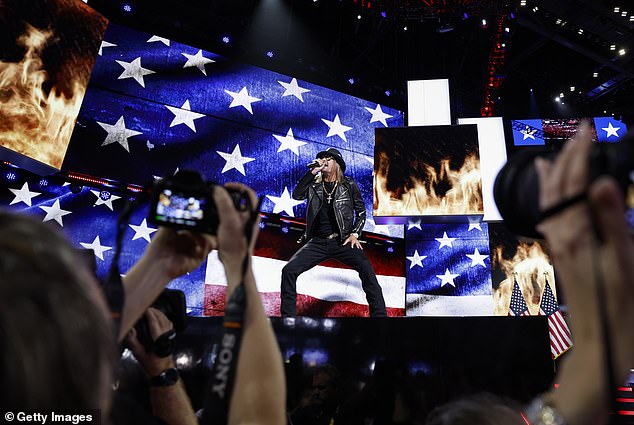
[{"x1": 316, "y1": 148, "x2": 346, "y2": 173}]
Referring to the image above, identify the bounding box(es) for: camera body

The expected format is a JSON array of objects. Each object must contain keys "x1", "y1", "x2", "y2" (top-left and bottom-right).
[
  {"x1": 494, "y1": 131, "x2": 634, "y2": 238},
  {"x1": 148, "y1": 169, "x2": 248, "y2": 234}
]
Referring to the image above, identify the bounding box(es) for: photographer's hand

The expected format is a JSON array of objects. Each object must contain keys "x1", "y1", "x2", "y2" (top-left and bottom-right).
[
  {"x1": 126, "y1": 307, "x2": 175, "y2": 376},
  {"x1": 127, "y1": 308, "x2": 198, "y2": 425},
  {"x1": 535, "y1": 123, "x2": 634, "y2": 425}
]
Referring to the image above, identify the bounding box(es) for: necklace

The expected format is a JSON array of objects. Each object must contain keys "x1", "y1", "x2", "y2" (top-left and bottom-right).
[{"x1": 323, "y1": 181, "x2": 337, "y2": 203}]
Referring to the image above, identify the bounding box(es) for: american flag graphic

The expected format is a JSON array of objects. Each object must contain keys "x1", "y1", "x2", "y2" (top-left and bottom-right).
[
  {"x1": 539, "y1": 279, "x2": 573, "y2": 358},
  {"x1": 508, "y1": 278, "x2": 530, "y2": 316},
  {"x1": 62, "y1": 22, "x2": 405, "y2": 239},
  {"x1": 405, "y1": 222, "x2": 493, "y2": 316}
]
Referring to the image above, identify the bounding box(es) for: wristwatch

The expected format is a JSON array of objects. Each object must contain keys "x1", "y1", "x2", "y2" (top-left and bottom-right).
[
  {"x1": 350, "y1": 232, "x2": 359, "y2": 238},
  {"x1": 149, "y1": 367, "x2": 180, "y2": 387}
]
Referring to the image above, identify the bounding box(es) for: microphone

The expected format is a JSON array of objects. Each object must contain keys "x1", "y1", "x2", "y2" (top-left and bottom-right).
[{"x1": 307, "y1": 160, "x2": 321, "y2": 169}]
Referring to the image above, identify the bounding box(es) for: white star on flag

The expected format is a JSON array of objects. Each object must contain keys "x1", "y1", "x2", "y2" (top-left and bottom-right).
[
  {"x1": 322, "y1": 114, "x2": 353, "y2": 142},
  {"x1": 225, "y1": 87, "x2": 261, "y2": 114},
  {"x1": 436, "y1": 268, "x2": 459, "y2": 287},
  {"x1": 602, "y1": 122, "x2": 621, "y2": 138},
  {"x1": 90, "y1": 190, "x2": 121, "y2": 211},
  {"x1": 364, "y1": 104, "x2": 393, "y2": 127},
  {"x1": 182, "y1": 50, "x2": 215, "y2": 76},
  {"x1": 468, "y1": 221, "x2": 483, "y2": 231},
  {"x1": 406, "y1": 250, "x2": 427, "y2": 269},
  {"x1": 147, "y1": 35, "x2": 170, "y2": 46},
  {"x1": 115, "y1": 57, "x2": 155, "y2": 88},
  {"x1": 97, "y1": 116, "x2": 142, "y2": 152},
  {"x1": 217, "y1": 144, "x2": 255, "y2": 176},
  {"x1": 98, "y1": 40, "x2": 117, "y2": 56},
  {"x1": 166, "y1": 100, "x2": 205, "y2": 132},
  {"x1": 40, "y1": 200, "x2": 71, "y2": 227},
  {"x1": 278, "y1": 78, "x2": 310, "y2": 102},
  {"x1": 435, "y1": 232, "x2": 456, "y2": 249},
  {"x1": 407, "y1": 219, "x2": 422, "y2": 230},
  {"x1": 129, "y1": 218, "x2": 158, "y2": 243},
  {"x1": 9, "y1": 182, "x2": 41, "y2": 206},
  {"x1": 80, "y1": 235, "x2": 112, "y2": 261},
  {"x1": 273, "y1": 128, "x2": 307, "y2": 156},
  {"x1": 266, "y1": 187, "x2": 305, "y2": 217},
  {"x1": 520, "y1": 125, "x2": 537, "y2": 140},
  {"x1": 466, "y1": 248, "x2": 488, "y2": 267}
]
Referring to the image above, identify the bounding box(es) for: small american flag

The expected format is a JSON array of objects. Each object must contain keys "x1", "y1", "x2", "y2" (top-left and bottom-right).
[
  {"x1": 508, "y1": 277, "x2": 530, "y2": 316},
  {"x1": 539, "y1": 278, "x2": 572, "y2": 358}
]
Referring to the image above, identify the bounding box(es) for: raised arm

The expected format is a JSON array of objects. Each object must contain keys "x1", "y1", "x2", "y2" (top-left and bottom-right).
[{"x1": 212, "y1": 183, "x2": 286, "y2": 425}]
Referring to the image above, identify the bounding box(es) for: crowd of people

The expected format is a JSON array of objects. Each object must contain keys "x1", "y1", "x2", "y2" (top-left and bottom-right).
[{"x1": 1, "y1": 125, "x2": 633, "y2": 425}]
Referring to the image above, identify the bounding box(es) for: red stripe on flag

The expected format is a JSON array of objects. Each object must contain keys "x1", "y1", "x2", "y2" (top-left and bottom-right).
[{"x1": 203, "y1": 284, "x2": 405, "y2": 317}]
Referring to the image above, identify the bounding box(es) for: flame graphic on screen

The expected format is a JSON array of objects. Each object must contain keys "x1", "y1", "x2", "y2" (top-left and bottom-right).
[
  {"x1": 373, "y1": 153, "x2": 483, "y2": 216},
  {"x1": 0, "y1": 25, "x2": 85, "y2": 169},
  {"x1": 492, "y1": 241, "x2": 555, "y2": 316}
]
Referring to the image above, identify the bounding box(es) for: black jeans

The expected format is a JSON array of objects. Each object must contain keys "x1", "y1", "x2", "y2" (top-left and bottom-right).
[{"x1": 280, "y1": 237, "x2": 388, "y2": 317}]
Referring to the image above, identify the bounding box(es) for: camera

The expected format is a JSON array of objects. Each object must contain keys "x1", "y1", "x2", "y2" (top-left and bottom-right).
[
  {"x1": 494, "y1": 130, "x2": 634, "y2": 239},
  {"x1": 133, "y1": 288, "x2": 186, "y2": 355},
  {"x1": 148, "y1": 169, "x2": 250, "y2": 234}
]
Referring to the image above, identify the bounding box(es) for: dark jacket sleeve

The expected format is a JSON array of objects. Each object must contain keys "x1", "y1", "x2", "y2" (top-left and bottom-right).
[
  {"x1": 349, "y1": 178, "x2": 366, "y2": 236},
  {"x1": 292, "y1": 171, "x2": 315, "y2": 200}
]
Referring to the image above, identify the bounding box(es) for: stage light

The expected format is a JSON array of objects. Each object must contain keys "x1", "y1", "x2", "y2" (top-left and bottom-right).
[
  {"x1": 222, "y1": 36, "x2": 230, "y2": 44},
  {"x1": 631, "y1": 15, "x2": 634, "y2": 21},
  {"x1": 520, "y1": 0, "x2": 526, "y2": 6},
  {"x1": 556, "y1": 19, "x2": 562, "y2": 25},
  {"x1": 610, "y1": 44, "x2": 616, "y2": 50},
  {"x1": 463, "y1": 12, "x2": 469, "y2": 19},
  {"x1": 122, "y1": 3, "x2": 132, "y2": 12},
  {"x1": 530, "y1": 88, "x2": 533, "y2": 92},
  {"x1": 577, "y1": 28, "x2": 583, "y2": 34},
  {"x1": 348, "y1": 77, "x2": 355, "y2": 84},
  {"x1": 387, "y1": 246, "x2": 394, "y2": 253},
  {"x1": 570, "y1": 86, "x2": 575, "y2": 91},
  {"x1": 622, "y1": 10, "x2": 627, "y2": 16},
  {"x1": 505, "y1": 27, "x2": 510, "y2": 33},
  {"x1": 532, "y1": 6, "x2": 538, "y2": 12},
  {"x1": 381, "y1": 11, "x2": 387, "y2": 18},
  {"x1": 403, "y1": 26, "x2": 407, "y2": 31},
  {"x1": 559, "y1": 92, "x2": 564, "y2": 98},
  {"x1": 555, "y1": 96, "x2": 560, "y2": 102},
  {"x1": 614, "y1": 7, "x2": 620, "y2": 13},
  {"x1": 357, "y1": 14, "x2": 361, "y2": 20},
  {"x1": 510, "y1": 12, "x2": 515, "y2": 19},
  {"x1": 266, "y1": 50, "x2": 274, "y2": 58},
  {"x1": 385, "y1": 90, "x2": 391, "y2": 96},
  {"x1": 593, "y1": 72, "x2": 598, "y2": 77},
  {"x1": 281, "y1": 226, "x2": 289, "y2": 233},
  {"x1": 619, "y1": 48, "x2": 626, "y2": 56},
  {"x1": 481, "y1": 18, "x2": 487, "y2": 27}
]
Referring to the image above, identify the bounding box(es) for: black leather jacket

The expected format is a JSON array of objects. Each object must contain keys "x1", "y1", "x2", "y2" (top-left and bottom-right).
[{"x1": 293, "y1": 171, "x2": 366, "y2": 242}]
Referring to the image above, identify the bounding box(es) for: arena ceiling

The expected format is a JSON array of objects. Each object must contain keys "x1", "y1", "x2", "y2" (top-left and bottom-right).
[{"x1": 87, "y1": 0, "x2": 634, "y2": 123}]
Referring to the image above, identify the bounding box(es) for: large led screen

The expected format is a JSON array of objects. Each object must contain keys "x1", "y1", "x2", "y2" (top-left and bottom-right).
[
  {"x1": 0, "y1": 0, "x2": 107, "y2": 172},
  {"x1": 62, "y1": 22, "x2": 405, "y2": 238}
]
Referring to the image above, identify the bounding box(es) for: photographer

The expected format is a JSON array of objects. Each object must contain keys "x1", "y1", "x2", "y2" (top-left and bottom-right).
[
  {"x1": 527, "y1": 123, "x2": 634, "y2": 425},
  {"x1": 0, "y1": 182, "x2": 285, "y2": 425},
  {"x1": 123, "y1": 307, "x2": 197, "y2": 425}
]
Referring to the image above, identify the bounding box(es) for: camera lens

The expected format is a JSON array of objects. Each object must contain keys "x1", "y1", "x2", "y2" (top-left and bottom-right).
[{"x1": 494, "y1": 147, "x2": 553, "y2": 239}]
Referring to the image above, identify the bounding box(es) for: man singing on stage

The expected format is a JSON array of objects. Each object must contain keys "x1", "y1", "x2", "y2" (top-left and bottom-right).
[{"x1": 280, "y1": 148, "x2": 387, "y2": 318}]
